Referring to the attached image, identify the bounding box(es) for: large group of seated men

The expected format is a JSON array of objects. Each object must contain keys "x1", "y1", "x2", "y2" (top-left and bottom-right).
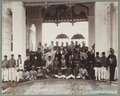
[{"x1": 2, "y1": 41, "x2": 117, "y2": 82}]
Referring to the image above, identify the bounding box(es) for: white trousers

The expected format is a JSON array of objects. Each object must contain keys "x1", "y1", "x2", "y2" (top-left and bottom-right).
[
  {"x1": 76, "y1": 74, "x2": 85, "y2": 79},
  {"x1": 9, "y1": 68, "x2": 17, "y2": 81},
  {"x1": 66, "y1": 74, "x2": 75, "y2": 79},
  {"x1": 55, "y1": 75, "x2": 66, "y2": 79},
  {"x1": 100, "y1": 67, "x2": 106, "y2": 80},
  {"x1": 94, "y1": 67, "x2": 101, "y2": 80},
  {"x1": 2, "y1": 68, "x2": 4, "y2": 81},
  {"x1": 114, "y1": 67, "x2": 118, "y2": 80},
  {"x1": 16, "y1": 70, "x2": 23, "y2": 82},
  {"x1": 2, "y1": 68, "x2": 9, "y2": 81}
]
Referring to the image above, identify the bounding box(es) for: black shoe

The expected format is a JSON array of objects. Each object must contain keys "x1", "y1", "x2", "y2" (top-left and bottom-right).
[{"x1": 112, "y1": 79, "x2": 115, "y2": 81}]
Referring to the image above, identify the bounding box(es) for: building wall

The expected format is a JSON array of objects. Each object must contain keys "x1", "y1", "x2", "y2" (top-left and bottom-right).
[
  {"x1": 95, "y1": 2, "x2": 118, "y2": 57},
  {"x1": 2, "y1": 1, "x2": 12, "y2": 59},
  {"x1": 2, "y1": 2, "x2": 118, "y2": 61}
]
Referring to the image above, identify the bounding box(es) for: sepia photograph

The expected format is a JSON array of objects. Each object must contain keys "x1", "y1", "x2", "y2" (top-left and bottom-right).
[{"x1": 1, "y1": 0, "x2": 118, "y2": 95}]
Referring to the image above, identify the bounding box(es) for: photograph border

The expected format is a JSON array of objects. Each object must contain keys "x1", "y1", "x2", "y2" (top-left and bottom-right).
[{"x1": 0, "y1": 0, "x2": 119, "y2": 96}]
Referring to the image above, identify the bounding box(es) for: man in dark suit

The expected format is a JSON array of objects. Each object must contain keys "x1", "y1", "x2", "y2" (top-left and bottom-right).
[
  {"x1": 24, "y1": 56, "x2": 31, "y2": 71},
  {"x1": 36, "y1": 48, "x2": 42, "y2": 67},
  {"x1": 107, "y1": 48, "x2": 117, "y2": 81},
  {"x1": 55, "y1": 48, "x2": 62, "y2": 62},
  {"x1": 69, "y1": 41, "x2": 75, "y2": 55},
  {"x1": 30, "y1": 51, "x2": 35, "y2": 65}
]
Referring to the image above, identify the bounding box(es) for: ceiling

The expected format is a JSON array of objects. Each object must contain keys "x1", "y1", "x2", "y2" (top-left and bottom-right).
[{"x1": 24, "y1": 2, "x2": 95, "y2": 23}]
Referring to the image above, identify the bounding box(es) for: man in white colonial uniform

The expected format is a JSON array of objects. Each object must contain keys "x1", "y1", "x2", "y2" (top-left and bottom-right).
[
  {"x1": 9, "y1": 54, "x2": 16, "y2": 82},
  {"x1": 2, "y1": 55, "x2": 9, "y2": 82},
  {"x1": 16, "y1": 54, "x2": 24, "y2": 82},
  {"x1": 100, "y1": 52, "x2": 107, "y2": 81}
]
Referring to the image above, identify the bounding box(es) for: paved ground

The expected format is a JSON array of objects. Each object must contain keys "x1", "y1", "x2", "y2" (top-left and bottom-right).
[{"x1": 3, "y1": 79, "x2": 118, "y2": 95}]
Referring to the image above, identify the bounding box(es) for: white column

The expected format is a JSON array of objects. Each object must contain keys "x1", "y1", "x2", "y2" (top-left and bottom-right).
[
  {"x1": 2, "y1": 2, "x2": 12, "y2": 59},
  {"x1": 12, "y1": 2, "x2": 26, "y2": 60},
  {"x1": 112, "y1": 5, "x2": 118, "y2": 56},
  {"x1": 107, "y1": 5, "x2": 111, "y2": 54},
  {"x1": 88, "y1": 16, "x2": 95, "y2": 49},
  {"x1": 95, "y1": 2, "x2": 108, "y2": 54},
  {"x1": 107, "y1": 3, "x2": 118, "y2": 56}
]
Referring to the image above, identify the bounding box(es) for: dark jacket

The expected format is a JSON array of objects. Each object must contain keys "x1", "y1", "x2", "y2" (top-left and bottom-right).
[
  {"x1": 55, "y1": 52, "x2": 62, "y2": 61},
  {"x1": 24, "y1": 60, "x2": 31, "y2": 71},
  {"x1": 9, "y1": 58, "x2": 16, "y2": 68},
  {"x1": 101, "y1": 56, "x2": 107, "y2": 67},
  {"x1": 107, "y1": 54, "x2": 117, "y2": 68},
  {"x1": 36, "y1": 52, "x2": 42, "y2": 61},
  {"x1": 94, "y1": 56, "x2": 102, "y2": 67}
]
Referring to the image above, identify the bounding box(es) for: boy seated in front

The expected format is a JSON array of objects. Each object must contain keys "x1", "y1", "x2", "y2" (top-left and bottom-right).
[
  {"x1": 30, "y1": 65, "x2": 37, "y2": 80},
  {"x1": 66, "y1": 55, "x2": 75, "y2": 79},
  {"x1": 36, "y1": 67, "x2": 46, "y2": 79},
  {"x1": 54, "y1": 68, "x2": 66, "y2": 79},
  {"x1": 20, "y1": 68, "x2": 30, "y2": 82},
  {"x1": 45, "y1": 56, "x2": 53, "y2": 78},
  {"x1": 76, "y1": 64, "x2": 88, "y2": 79}
]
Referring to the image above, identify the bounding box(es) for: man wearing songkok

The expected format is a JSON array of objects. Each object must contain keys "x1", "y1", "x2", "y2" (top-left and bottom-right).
[
  {"x1": 9, "y1": 54, "x2": 16, "y2": 81},
  {"x1": 100, "y1": 52, "x2": 107, "y2": 81},
  {"x1": 94, "y1": 52, "x2": 102, "y2": 81},
  {"x1": 16, "y1": 55, "x2": 24, "y2": 82},
  {"x1": 2, "y1": 55, "x2": 9, "y2": 82},
  {"x1": 107, "y1": 48, "x2": 117, "y2": 81}
]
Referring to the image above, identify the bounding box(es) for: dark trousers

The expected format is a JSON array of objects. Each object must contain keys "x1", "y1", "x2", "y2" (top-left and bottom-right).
[{"x1": 110, "y1": 65, "x2": 115, "y2": 81}]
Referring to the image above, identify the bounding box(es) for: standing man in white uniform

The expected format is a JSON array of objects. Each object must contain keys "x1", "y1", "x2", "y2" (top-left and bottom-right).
[
  {"x1": 9, "y1": 54, "x2": 16, "y2": 82},
  {"x1": 2, "y1": 55, "x2": 9, "y2": 82},
  {"x1": 16, "y1": 55, "x2": 24, "y2": 82}
]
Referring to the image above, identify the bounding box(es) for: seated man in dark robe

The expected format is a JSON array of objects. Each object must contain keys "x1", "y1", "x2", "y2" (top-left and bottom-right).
[{"x1": 24, "y1": 56, "x2": 31, "y2": 71}]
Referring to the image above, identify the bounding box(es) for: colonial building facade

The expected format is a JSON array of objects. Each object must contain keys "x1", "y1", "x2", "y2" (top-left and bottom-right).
[{"x1": 2, "y1": 1, "x2": 118, "y2": 64}]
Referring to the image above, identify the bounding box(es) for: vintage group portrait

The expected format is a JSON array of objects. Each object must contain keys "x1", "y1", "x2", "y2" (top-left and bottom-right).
[{"x1": 1, "y1": 0, "x2": 118, "y2": 95}]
